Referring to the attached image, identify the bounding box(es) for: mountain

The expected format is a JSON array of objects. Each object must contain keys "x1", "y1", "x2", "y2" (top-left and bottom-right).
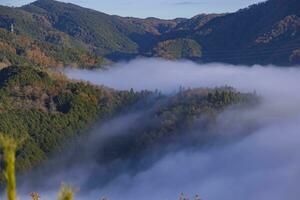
[
  {"x1": 0, "y1": 0, "x2": 296, "y2": 196},
  {"x1": 0, "y1": 4, "x2": 108, "y2": 68},
  {"x1": 200, "y1": 0, "x2": 300, "y2": 65},
  {"x1": 22, "y1": 0, "x2": 139, "y2": 54},
  {"x1": 95, "y1": 87, "x2": 258, "y2": 164},
  {"x1": 21, "y1": 0, "x2": 187, "y2": 59},
  {"x1": 163, "y1": 0, "x2": 300, "y2": 65},
  {"x1": 0, "y1": 0, "x2": 299, "y2": 66},
  {"x1": 0, "y1": 65, "x2": 151, "y2": 176},
  {"x1": 0, "y1": 64, "x2": 258, "y2": 181}
]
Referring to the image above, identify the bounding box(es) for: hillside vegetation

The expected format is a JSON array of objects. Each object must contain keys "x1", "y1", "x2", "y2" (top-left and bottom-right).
[
  {"x1": 153, "y1": 38, "x2": 202, "y2": 60},
  {"x1": 0, "y1": 65, "x2": 150, "y2": 174},
  {"x1": 96, "y1": 87, "x2": 258, "y2": 163},
  {"x1": 0, "y1": 64, "x2": 259, "y2": 178},
  {"x1": 0, "y1": 0, "x2": 299, "y2": 66},
  {"x1": 183, "y1": 0, "x2": 300, "y2": 65},
  {"x1": 0, "y1": 28, "x2": 105, "y2": 68}
]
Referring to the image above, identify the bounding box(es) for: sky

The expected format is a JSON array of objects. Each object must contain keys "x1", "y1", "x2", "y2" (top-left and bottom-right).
[{"x1": 1, "y1": 0, "x2": 266, "y2": 19}]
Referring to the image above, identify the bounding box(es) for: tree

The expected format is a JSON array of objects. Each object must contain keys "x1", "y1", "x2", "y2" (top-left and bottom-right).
[
  {"x1": 30, "y1": 192, "x2": 41, "y2": 200},
  {"x1": 0, "y1": 134, "x2": 19, "y2": 200},
  {"x1": 57, "y1": 184, "x2": 76, "y2": 200}
]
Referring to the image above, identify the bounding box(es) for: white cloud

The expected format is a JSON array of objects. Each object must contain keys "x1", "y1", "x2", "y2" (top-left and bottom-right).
[{"x1": 19, "y1": 59, "x2": 300, "y2": 200}]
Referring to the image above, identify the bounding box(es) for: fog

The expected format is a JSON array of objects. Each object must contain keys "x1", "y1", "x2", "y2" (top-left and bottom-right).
[{"x1": 20, "y1": 59, "x2": 300, "y2": 200}]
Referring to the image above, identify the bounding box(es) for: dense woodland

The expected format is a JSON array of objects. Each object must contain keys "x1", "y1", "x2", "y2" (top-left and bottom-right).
[
  {"x1": 0, "y1": 0, "x2": 291, "y2": 199},
  {"x1": 0, "y1": 64, "x2": 259, "y2": 181},
  {"x1": 0, "y1": 65, "x2": 151, "y2": 175},
  {"x1": 0, "y1": 27, "x2": 105, "y2": 69},
  {"x1": 96, "y1": 86, "x2": 259, "y2": 164},
  {"x1": 0, "y1": 0, "x2": 299, "y2": 67}
]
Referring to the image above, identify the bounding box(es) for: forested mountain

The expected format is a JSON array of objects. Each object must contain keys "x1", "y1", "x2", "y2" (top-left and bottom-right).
[
  {"x1": 96, "y1": 87, "x2": 258, "y2": 164},
  {"x1": 0, "y1": 1, "x2": 296, "y2": 198},
  {"x1": 0, "y1": 65, "x2": 151, "y2": 177},
  {"x1": 155, "y1": 0, "x2": 300, "y2": 65},
  {"x1": 0, "y1": 0, "x2": 299, "y2": 67},
  {"x1": 0, "y1": 64, "x2": 258, "y2": 182},
  {"x1": 0, "y1": 4, "x2": 108, "y2": 68},
  {"x1": 187, "y1": 0, "x2": 300, "y2": 65}
]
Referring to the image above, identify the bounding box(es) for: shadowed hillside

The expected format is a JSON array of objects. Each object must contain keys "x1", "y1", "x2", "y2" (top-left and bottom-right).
[{"x1": 0, "y1": 0, "x2": 299, "y2": 66}]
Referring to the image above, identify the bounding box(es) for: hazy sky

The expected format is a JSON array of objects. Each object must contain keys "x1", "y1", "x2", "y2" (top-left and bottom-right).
[{"x1": 1, "y1": 0, "x2": 266, "y2": 19}]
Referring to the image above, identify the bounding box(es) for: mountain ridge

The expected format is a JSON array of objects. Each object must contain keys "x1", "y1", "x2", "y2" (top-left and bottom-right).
[{"x1": 0, "y1": 0, "x2": 299, "y2": 66}]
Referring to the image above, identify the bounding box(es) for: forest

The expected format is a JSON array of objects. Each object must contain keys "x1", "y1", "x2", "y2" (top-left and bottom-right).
[
  {"x1": 0, "y1": 65, "x2": 151, "y2": 174},
  {"x1": 0, "y1": 0, "x2": 298, "y2": 199},
  {"x1": 0, "y1": 0, "x2": 299, "y2": 67},
  {"x1": 0, "y1": 64, "x2": 259, "y2": 200}
]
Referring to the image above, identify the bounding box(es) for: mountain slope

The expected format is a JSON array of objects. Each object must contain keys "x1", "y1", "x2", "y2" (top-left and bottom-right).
[
  {"x1": 22, "y1": 0, "x2": 139, "y2": 54},
  {"x1": 96, "y1": 87, "x2": 258, "y2": 164},
  {"x1": 170, "y1": 0, "x2": 300, "y2": 65},
  {"x1": 0, "y1": 65, "x2": 149, "y2": 174},
  {"x1": 0, "y1": 0, "x2": 299, "y2": 66},
  {"x1": 0, "y1": 27, "x2": 105, "y2": 68},
  {"x1": 22, "y1": 0, "x2": 183, "y2": 58},
  {"x1": 0, "y1": 65, "x2": 258, "y2": 181},
  {"x1": 0, "y1": 5, "x2": 106, "y2": 68}
]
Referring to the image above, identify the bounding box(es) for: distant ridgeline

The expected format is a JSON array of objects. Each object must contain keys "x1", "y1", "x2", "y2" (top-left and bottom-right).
[{"x1": 0, "y1": 0, "x2": 299, "y2": 67}]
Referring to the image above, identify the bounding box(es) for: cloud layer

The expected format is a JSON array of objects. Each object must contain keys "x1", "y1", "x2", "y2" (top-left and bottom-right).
[{"x1": 19, "y1": 59, "x2": 300, "y2": 200}]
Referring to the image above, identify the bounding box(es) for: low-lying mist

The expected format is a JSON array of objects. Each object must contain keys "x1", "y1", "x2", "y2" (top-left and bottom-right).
[{"x1": 20, "y1": 59, "x2": 300, "y2": 200}]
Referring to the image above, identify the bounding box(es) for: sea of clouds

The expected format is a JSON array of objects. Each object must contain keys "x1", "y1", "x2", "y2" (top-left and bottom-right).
[{"x1": 19, "y1": 59, "x2": 300, "y2": 200}]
